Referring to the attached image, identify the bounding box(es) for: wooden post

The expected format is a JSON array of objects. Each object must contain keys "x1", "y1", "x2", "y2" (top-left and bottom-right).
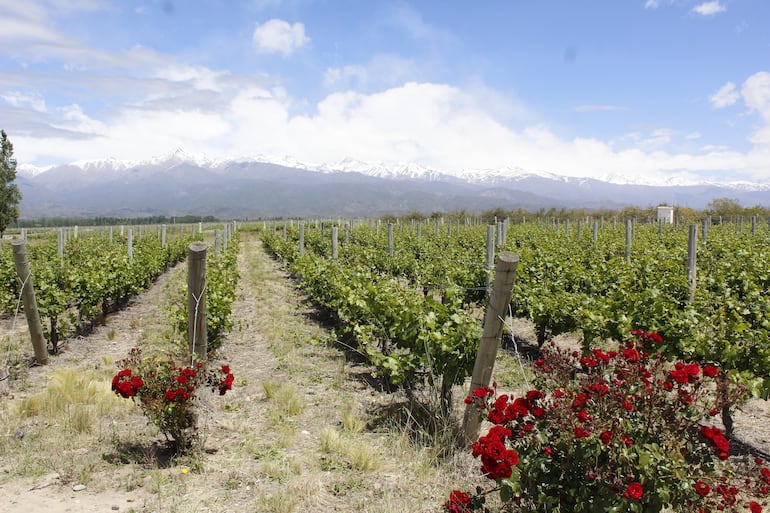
[
  {"x1": 12, "y1": 241, "x2": 48, "y2": 365},
  {"x1": 565, "y1": 219, "x2": 570, "y2": 238},
  {"x1": 161, "y1": 224, "x2": 167, "y2": 247},
  {"x1": 388, "y1": 223, "x2": 394, "y2": 256},
  {"x1": 702, "y1": 218, "x2": 709, "y2": 246},
  {"x1": 502, "y1": 218, "x2": 508, "y2": 245},
  {"x1": 577, "y1": 220, "x2": 583, "y2": 240},
  {"x1": 188, "y1": 242, "x2": 208, "y2": 359},
  {"x1": 215, "y1": 230, "x2": 221, "y2": 257},
  {"x1": 592, "y1": 221, "x2": 599, "y2": 244},
  {"x1": 463, "y1": 251, "x2": 519, "y2": 443},
  {"x1": 331, "y1": 226, "x2": 339, "y2": 259},
  {"x1": 127, "y1": 228, "x2": 133, "y2": 262},
  {"x1": 687, "y1": 225, "x2": 697, "y2": 303},
  {"x1": 57, "y1": 229, "x2": 64, "y2": 264},
  {"x1": 625, "y1": 220, "x2": 632, "y2": 263},
  {"x1": 299, "y1": 223, "x2": 305, "y2": 255},
  {"x1": 485, "y1": 225, "x2": 495, "y2": 293}
]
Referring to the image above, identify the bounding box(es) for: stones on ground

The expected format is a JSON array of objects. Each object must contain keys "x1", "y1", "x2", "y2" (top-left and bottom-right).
[
  {"x1": 29, "y1": 472, "x2": 60, "y2": 490},
  {"x1": 72, "y1": 484, "x2": 87, "y2": 491}
]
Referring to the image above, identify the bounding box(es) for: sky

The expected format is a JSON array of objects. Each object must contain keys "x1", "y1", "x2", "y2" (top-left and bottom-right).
[{"x1": 1, "y1": 0, "x2": 769, "y2": 184}]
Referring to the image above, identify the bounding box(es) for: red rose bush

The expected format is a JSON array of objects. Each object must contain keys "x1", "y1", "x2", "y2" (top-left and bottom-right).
[
  {"x1": 112, "y1": 347, "x2": 234, "y2": 450},
  {"x1": 446, "y1": 331, "x2": 770, "y2": 513}
]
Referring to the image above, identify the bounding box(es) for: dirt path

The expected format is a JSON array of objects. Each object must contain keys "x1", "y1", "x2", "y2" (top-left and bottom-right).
[{"x1": 0, "y1": 233, "x2": 469, "y2": 513}]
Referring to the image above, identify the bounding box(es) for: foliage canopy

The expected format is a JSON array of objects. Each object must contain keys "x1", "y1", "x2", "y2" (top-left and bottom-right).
[{"x1": 0, "y1": 130, "x2": 22, "y2": 237}]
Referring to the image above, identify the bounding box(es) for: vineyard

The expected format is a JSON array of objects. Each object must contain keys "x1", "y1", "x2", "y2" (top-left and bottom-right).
[
  {"x1": 261, "y1": 217, "x2": 770, "y2": 402},
  {"x1": 1, "y1": 216, "x2": 769, "y2": 512}
]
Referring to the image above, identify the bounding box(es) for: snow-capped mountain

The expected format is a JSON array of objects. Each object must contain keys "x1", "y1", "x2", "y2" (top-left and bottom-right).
[{"x1": 14, "y1": 151, "x2": 770, "y2": 219}]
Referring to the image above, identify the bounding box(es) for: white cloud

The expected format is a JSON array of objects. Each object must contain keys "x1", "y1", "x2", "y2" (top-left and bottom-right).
[
  {"x1": 691, "y1": 1, "x2": 726, "y2": 16},
  {"x1": 1, "y1": 91, "x2": 47, "y2": 112},
  {"x1": 324, "y1": 65, "x2": 367, "y2": 88},
  {"x1": 252, "y1": 19, "x2": 309, "y2": 56},
  {"x1": 154, "y1": 65, "x2": 230, "y2": 92},
  {"x1": 644, "y1": 0, "x2": 663, "y2": 9},
  {"x1": 710, "y1": 82, "x2": 740, "y2": 108},
  {"x1": 54, "y1": 104, "x2": 106, "y2": 134},
  {"x1": 741, "y1": 71, "x2": 770, "y2": 144},
  {"x1": 12, "y1": 80, "x2": 769, "y2": 183},
  {"x1": 324, "y1": 54, "x2": 419, "y2": 90}
]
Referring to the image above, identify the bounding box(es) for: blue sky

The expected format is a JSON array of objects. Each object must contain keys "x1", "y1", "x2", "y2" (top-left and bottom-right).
[{"x1": 1, "y1": 0, "x2": 769, "y2": 184}]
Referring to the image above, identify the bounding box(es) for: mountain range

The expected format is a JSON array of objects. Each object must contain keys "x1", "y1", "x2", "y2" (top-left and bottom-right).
[{"x1": 15, "y1": 150, "x2": 770, "y2": 219}]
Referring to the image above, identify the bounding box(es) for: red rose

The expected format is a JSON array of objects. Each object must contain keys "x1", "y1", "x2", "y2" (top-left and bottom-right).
[
  {"x1": 623, "y1": 482, "x2": 643, "y2": 500},
  {"x1": 703, "y1": 365, "x2": 719, "y2": 377},
  {"x1": 750, "y1": 501, "x2": 762, "y2": 513},
  {"x1": 574, "y1": 427, "x2": 590, "y2": 438},
  {"x1": 695, "y1": 480, "x2": 710, "y2": 496},
  {"x1": 448, "y1": 490, "x2": 470, "y2": 504},
  {"x1": 622, "y1": 348, "x2": 641, "y2": 363}
]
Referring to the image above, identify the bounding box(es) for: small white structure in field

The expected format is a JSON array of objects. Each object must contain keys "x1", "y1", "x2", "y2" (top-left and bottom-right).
[{"x1": 657, "y1": 205, "x2": 674, "y2": 224}]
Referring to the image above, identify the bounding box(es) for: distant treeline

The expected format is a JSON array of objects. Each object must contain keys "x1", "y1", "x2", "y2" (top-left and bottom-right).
[
  {"x1": 15, "y1": 215, "x2": 219, "y2": 228},
  {"x1": 380, "y1": 199, "x2": 770, "y2": 225},
  {"x1": 11, "y1": 198, "x2": 769, "y2": 229}
]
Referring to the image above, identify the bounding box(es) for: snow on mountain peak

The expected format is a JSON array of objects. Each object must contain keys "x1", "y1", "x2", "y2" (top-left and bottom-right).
[{"x1": 17, "y1": 149, "x2": 770, "y2": 193}]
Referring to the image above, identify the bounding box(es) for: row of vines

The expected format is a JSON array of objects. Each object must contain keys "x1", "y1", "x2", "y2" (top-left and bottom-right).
[
  {"x1": 0, "y1": 227, "x2": 240, "y2": 355},
  {"x1": 262, "y1": 218, "x2": 770, "y2": 400}
]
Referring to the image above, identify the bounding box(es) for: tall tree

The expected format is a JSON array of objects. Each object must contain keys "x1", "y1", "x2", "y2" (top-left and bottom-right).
[{"x1": 0, "y1": 130, "x2": 22, "y2": 238}]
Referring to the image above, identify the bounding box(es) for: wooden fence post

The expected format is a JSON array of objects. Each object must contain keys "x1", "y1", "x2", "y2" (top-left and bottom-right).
[
  {"x1": 625, "y1": 219, "x2": 632, "y2": 263},
  {"x1": 462, "y1": 251, "x2": 519, "y2": 443},
  {"x1": 485, "y1": 225, "x2": 495, "y2": 293},
  {"x1": 298, "y1": 223, "x2": 305, "y2": 255},
  {"x1": 687, "y1": 225, "x2": 698, "y2": 303},
  {"x1": 188, "y1": 242, "x2": 208, "y2": 359},
  {"x1": 12, "y1": 241, "x2": 48, "y2": 365},
  {"x1": 127, "y1": 228, "x2": 133, "y2": 262},
  {"x1": 331, "y1": 226, "x2": 339, "y2": 259}
]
